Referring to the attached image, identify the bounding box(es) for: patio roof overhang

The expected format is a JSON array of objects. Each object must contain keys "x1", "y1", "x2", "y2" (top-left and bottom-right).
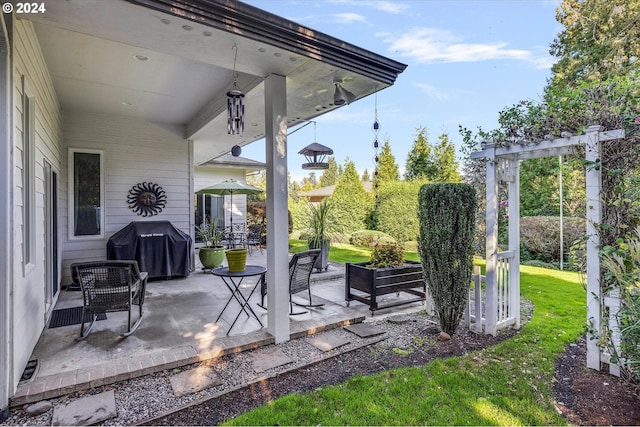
[{"x1": 21, "y1": 0, "x2": 407, "y2": 164}]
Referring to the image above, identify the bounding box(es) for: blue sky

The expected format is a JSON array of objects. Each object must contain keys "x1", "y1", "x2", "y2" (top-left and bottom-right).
[{"x1": 241, "y1": 0, "x2": 562, "y2": 181}]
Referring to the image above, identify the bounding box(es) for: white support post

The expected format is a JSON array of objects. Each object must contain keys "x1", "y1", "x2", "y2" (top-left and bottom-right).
[
  {"x1": 508, "y1": 159, "x2": 521, "y2": 329},
  {"x1": 264, "y1": 74, "x2": 290, "y2": 344},
  {"x1": 585, "y1": 125, "x2": 603, "y2": 370},
  {"x1": 0, "y1": 20, "x2": 12, "y2": 421},
  {"x1": 606, "y1": 288, "x2": 621, "y2": 376},
  {"x1": 485, "y1": 146, "x2": 498, "y2": 336},
  {"x1": 474, "y1": 266, "x2": 483, "y2": 333}
]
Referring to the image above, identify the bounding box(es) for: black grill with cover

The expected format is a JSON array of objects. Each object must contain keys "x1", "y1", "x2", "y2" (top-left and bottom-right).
[{"x1": 107, "y1": 221, "x2": 192, "y2": 279}]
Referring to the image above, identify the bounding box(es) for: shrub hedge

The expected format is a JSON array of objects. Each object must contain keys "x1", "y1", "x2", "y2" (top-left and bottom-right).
[
  {"x1": 349, "y1": 230, "x2": 395, "y2": 248},
  {"x1": 375, "y1": 179, "x2": 428, "y2": 242},
  {"x1": 520, "y1": 216, "x2": 585, "y2": 264}
]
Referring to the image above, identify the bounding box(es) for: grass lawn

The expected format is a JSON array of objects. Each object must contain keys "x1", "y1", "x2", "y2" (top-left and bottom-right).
[
  {"x1": 288, "y1": 239, "x2": 421, "y2": 263},
  {"x1": 228, "y1": 243, "x2": 585, "y2": 425}
]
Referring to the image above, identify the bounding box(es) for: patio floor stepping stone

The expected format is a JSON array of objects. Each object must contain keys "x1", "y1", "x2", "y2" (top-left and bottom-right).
[
  {"x1": 170, "y1": 366, "x2": 222, "y2": 397},
  {"x1": 51, "y1": 390, "x2": 116, "y2": 426},
  {"x1": 343, "y1": 323, "x2": 386, "y2": 338},
  {"x1": 308, "y1": 333, "x2": 350, "y2": 352},
  {"x1": 387, "y1": 314, "x2": 416, "y2": 325},
  {"x1": 251, "y1": 347, "x2": 293, "y2": 373}
]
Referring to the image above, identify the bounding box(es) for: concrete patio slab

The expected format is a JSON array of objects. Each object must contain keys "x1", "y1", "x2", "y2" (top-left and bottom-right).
[
  {"x1": 344, "y1": 323, "x2": 386, "y2": 338},
  {"x1": 11, "y1": 249, "x2": 429, "y2": 408},
  {"x1": 387, "y1": 314, "x2": 418, "y2": 325},
  {"x1": 51, "y1": 390, "x2": 116, "y2": 426},
  {"x1": 308, "y1": 333, "x2": 350, "y2": 352},
  {"x1": 251, "y1": 347, "x2": 293, "y2": 373},
  {"x1": 170, "y1": 366, "x2": 222, "y2": 397}
]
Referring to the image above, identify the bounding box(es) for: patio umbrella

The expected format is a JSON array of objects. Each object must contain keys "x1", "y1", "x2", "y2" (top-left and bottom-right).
[{"x1": 196, "y1": 179, "x2": 264, "y2": 232}]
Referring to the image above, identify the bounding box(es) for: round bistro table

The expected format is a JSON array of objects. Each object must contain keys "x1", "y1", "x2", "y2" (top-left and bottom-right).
[{"x1": 211, "y1": 265, "x2": 266, "y2": 335}]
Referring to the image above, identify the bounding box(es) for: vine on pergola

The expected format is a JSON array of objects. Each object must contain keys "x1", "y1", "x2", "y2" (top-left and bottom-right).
[
  {"x1": 462, "y1": 75, "x2": 640, "y2": 374},
  {"x1": 461, "y1": 75, "x2": 640, "y2": 264}
]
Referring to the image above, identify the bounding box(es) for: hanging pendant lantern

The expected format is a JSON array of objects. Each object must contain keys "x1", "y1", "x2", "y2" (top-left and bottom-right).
[{"x1": 227, "y1": 45, "x2": 245, "y2": 136}]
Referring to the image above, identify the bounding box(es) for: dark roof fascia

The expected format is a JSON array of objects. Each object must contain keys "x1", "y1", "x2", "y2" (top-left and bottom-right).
[{"x1": 124, "y1": 0, "x2": 407, "y2": 85}]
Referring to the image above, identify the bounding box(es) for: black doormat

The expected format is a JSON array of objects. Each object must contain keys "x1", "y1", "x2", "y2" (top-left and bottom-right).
[{"x1": 48, "y1": 307, "x2": 107, "y2": 328}]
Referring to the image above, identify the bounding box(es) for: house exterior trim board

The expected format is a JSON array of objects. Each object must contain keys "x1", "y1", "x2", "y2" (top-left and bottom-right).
[
  {"x1": 8, "y1": 17, "x2": 64, "y2": 411},
  {"x1": 0, "y1": 14, "x2": 13, "y2": 422}
]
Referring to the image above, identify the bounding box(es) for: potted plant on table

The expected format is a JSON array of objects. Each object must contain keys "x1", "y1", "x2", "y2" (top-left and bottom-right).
[
  {"x1": 307, "y1": 200, "x2": 332, "y2": 272},
  {"x1": 196, "y1": 218, "x2": 226, "y2": 269}
]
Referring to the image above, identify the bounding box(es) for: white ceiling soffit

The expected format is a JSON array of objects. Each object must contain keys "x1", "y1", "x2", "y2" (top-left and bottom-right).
[{"x1": 23, "y1": 0, "x2": 406, "y2": 164}]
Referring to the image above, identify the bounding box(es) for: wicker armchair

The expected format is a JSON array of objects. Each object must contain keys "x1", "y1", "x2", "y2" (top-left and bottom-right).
[
  {"x1": 71, "y1": 260, "x2": 148, "y2": 340},
  {"x1": 259, "y1": 249, "x2": 322, "y2": 315}
]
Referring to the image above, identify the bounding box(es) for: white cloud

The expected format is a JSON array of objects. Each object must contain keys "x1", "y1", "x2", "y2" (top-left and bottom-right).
[
  {"x1": 316, "y1": 108, "x2": 372, "y2": 125},
  {"x1": 332, "y1": 12, "x2": 367, "y2": 24},
  {"x1": 362, "y1": 1, "x2": 409, "y2": 14},
  {"x1": 530, "y1": 54, "x2": 556, "y2": 70},
  {"x1": 413, "y1": 83, "x2": 450, "y2": 100},
  {"x1": 383, "y1": 27, "x2": 541, "y2": 65},
  {"x1": 328, "y1": 0, "x2": 409, "y2": 14}
]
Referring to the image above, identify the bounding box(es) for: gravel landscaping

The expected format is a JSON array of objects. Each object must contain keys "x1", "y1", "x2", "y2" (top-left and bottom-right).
[
  {"x1": 3, "y1": 310, "x2": 445, "y2": 426},
  {"x1": 4, "y1": 299, "x2": 638, "y2": 426}
]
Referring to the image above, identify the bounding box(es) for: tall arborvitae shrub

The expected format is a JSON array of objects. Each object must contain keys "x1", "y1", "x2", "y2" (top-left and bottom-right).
[{"x1": 418, "y1": 183, "x2": 476, "y2": 335}]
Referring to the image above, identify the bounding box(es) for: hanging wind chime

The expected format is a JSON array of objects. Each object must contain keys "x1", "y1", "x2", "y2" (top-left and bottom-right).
[{"x1": 227, "y1": 44, "x2": 245, "y2": 136}]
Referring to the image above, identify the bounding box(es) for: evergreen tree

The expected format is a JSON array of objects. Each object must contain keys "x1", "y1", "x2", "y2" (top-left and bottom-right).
[
  {"x1": 328, "y1": 159, "x2": 372, "y2": 234},
  {"x1": 548, "y1": 0, "x2": 640, "y2": 93},
  {"x1": 432, "y1": 133, "x2": 462, "y2": 182},
  {"x1": 319, "y1": 157, "x2": 340, "y2": 187},
  {"x1": 404, "y1": 127, "x2": 435, "y2": 181},
  {"x1": 301, "y1": 172, "x2": 318, "y2": 190},
  {"x1": 374, "y1": 139, "x2": 399, "y2": 185},
  {"x1": 361, "y1": 168, "x2": 371, "y2": 182},
  {"x1": 246, "y1": 171, "x2": 266, "y2": 202}
]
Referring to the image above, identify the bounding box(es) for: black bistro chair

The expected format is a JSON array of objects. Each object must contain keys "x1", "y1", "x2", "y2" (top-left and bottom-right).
[
  {"x1": 259, "y1": 249, "x2": 322, "y2": 315},
  {"x1": 71, "y1": 260, "x2": 148, "y2": 340},
  {"x1": 246, "y1": 224, "x2": 264, "y2": 255}
]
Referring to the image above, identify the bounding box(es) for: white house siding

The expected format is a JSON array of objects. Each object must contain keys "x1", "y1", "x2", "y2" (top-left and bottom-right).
[
  {"x1": 61, "y1": 111, "x2": 192, "y2": 286},
  {"x1": 194, "y1": 166, "x2": 248, "y2": 229},
  {"x1": 11, "y1": 19, "x2": 63, "y2": 395}
]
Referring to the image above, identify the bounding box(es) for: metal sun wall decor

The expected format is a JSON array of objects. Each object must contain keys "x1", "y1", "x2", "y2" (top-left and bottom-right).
[{"x1": 127, "y1": 182, "x2": 167, "y2": 217}]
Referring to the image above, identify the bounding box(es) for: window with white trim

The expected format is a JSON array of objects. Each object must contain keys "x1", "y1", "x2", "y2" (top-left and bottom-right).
[{"x1": 68, "y1": 149, "x2": 104, "y2": 239}]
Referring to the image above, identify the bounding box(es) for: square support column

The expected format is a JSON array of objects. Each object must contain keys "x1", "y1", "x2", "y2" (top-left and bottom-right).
[
  {"x1": 484, "y1": 146, "x2": 498, "y2": 336},
  {"x1": 585, "y1": 125, "x2": 603, "y2": 370},
  {"x1": 264, "y1": 74, "x2": 290, "y2": 343},
  {"x1": 507, "y1": 159, "x2": 520, "y2": 329}
]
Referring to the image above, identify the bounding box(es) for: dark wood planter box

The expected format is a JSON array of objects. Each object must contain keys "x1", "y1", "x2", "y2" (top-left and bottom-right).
[{"x1": 345, "y1": 261, "x2": 426, "y2": 313}]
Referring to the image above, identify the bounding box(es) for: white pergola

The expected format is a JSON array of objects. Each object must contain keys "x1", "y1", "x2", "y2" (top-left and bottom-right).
[{"x1": 471, "y1": 125, "x2": 625, "y2": 375}]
